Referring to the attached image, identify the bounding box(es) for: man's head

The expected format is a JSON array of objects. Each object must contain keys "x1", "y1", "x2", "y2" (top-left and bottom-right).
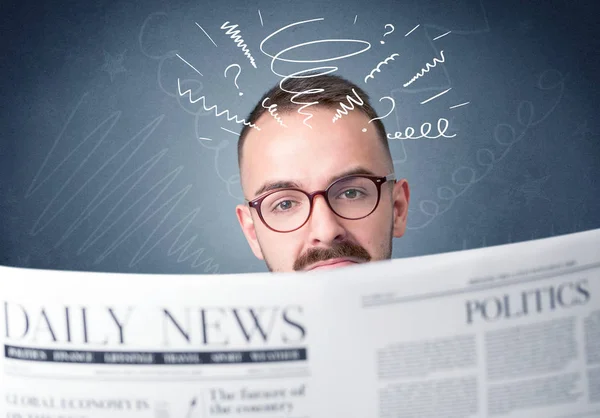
[{"x1": 236, "y1": 73, "x2": 410, "y2": 272}]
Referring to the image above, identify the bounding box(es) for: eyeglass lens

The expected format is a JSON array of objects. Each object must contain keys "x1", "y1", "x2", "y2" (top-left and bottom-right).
[{"x1": 260, "y1": 176, "x2": 379, "y2": 232}]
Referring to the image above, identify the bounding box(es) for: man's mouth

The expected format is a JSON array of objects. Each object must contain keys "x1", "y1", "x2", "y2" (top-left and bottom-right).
[{"x1": 305, "y1": 258, "x2": 360, "y2": 271}]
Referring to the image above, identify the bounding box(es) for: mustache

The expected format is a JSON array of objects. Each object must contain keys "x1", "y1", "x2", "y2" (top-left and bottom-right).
[{"x1": 294, "y1": 241, "x2": 371, "y2": 271}]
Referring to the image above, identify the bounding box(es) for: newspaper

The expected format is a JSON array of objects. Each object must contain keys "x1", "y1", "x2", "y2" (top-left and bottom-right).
[{"x1": 1, "y1": 228, "x2": 599, "y2": 418}]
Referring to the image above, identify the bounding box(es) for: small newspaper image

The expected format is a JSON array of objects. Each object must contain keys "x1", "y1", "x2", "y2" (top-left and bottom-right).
[{"x1": 1, "y1": 227, "x2": 599, "y2": 418}]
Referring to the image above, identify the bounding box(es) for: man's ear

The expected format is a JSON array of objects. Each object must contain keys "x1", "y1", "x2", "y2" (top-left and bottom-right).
[
  {"x1": 391, "y1": 179, "x2": 410, "y2": 238},
  {"x1": 236, "y1": 204, "x2": 265, "y2": 260}
]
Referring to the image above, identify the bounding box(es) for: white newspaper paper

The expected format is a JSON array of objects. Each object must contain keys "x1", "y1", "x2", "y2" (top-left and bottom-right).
[{"x1": 1, "y1": 228, "x2": 599, "y2": 418}]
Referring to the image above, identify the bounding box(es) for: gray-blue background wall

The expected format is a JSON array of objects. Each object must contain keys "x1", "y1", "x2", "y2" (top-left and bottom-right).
[{"x1": 1, "y1": 0, "x2": 598, "y2": 274}]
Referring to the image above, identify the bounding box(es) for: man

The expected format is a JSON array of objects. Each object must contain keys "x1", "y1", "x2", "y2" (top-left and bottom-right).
[{"x1": 235, "y1": 74, "x2": 410, "y2": 272}]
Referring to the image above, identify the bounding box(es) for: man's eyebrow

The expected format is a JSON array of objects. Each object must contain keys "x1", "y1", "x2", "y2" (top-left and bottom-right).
[
  {"x1": 254, "y1": 180, "x2": 301, "y2": 197},
  {"x1": 325, "y1": 166, "x2": 377, "y2": 185},
  {"x1": 253, "y1": 166, "x2": 378, "y2": 199}
]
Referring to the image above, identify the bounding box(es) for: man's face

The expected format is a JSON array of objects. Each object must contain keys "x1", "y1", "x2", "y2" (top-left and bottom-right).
[{"x1": 236, "y1": 106, "x2": 410, "y2": 272}]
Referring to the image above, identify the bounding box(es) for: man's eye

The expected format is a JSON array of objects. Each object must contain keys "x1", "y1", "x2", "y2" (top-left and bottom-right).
[
  {"x1": 339, "y1": 189, "x2": 364, "y2": 199},
  {"x1": 272, "y1": 200, "x2": 296, "y2": 211}
]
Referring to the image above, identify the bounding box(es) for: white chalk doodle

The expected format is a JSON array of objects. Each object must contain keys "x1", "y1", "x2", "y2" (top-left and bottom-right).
[
  {"x1": 177, "y1": 78, "x2": 259, "y2": 130},
  {"x1": 403, "y1": 50, "x2": 446, "y2": 88},
  {"x1": 420, "y1": 87, "x2": 451, "y2": 104},
  {"x1": 224, "y1": 63, "x2": 243, "y2": 96},
  {"x1": 138, "y1": 12, "x2": 244, "y2": 202},
  {"x1": 195, "y1": 22, "x2": 218, "y2": 47},
  {"x1": 380, "y1": 24, "x2": 395, "y2": 44},
  {"x1": 261, "y1": 97, "x2": 287, "y2": 127},
  {"x1": 220, "y1": 21, "x2": 258, "y2": 68},
  {"x1": 407, "y1": 69, "x2": 566, "y2": 230},
  {"x1": 24, "y1": 90, "x2": 219, "y2": 271},
  {"x1": 449, "y1": 101, "x2": 470, "y2": 109},
  {"x1": 387, "y1": 117, "x2": 457, "y2": 139},
  {"x1": 405, "y1": 24, "x2": 420, "y2": 37},
  {"x1": 364, "y1": 53, "x2": 399, "y2": 83},
  {"x1": 363, "y1": 96, "x2": 395, "y2": 132},
  {"x1": 139, "y1": 12, "x2": 241, "y2": 202},
  {"x1": 332, "y1": 88, "x2": 364, "y2": 123},
  {"x1": 514, "y1": 172, "x2": 551, "y2": 205},
  {"x1": 101, "y1": 50, "x2": 127, "y2": 82},
  {"x1": 220, "y1": 127, "x2": 239, "y2": 136},
  {"x1": 259, "y1": 17, "x2": 371, "y2": 128},
  {"x1": 176, "y1": 53, "x2": 203, "y2": 76},
  {"x1": 433, "y1": 30, "x2": 451, "y2": 41}
]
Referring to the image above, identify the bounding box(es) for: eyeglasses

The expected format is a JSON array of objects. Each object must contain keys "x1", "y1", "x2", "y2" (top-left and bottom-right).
[{"x1": 246, "y1": 174, "x2": 396, "y2": 233}]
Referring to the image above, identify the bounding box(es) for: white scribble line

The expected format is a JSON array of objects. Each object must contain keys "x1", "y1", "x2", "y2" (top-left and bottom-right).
[
  {"x1": 279, "y1": 72, "x2": 322, "y2": 129},
  {"x1": 84, "y1": 164, "x2": 179, "y2": 255},
  {"x1": 195, "y1": 22, "x2": 218, "y2": 47},
  {"x1": 354, "y1": 15, "x2": 358, "y2": 24},
  {"x1": 68, "y1": 147, "x2": 171, "y2": 253},
  {"x1": 129, "y1": 205, "x2": 219, "y2": 271},
  {"x1": 403, "y1": 50, "x2": 446, "y2": 88},
  {"x1": 26, "y1": 93, "x2": 90, "y2": 198},
  {"x1": 220, "y1": 127, "x2": 239, "y2": 136},
  {"x1": 258, "y1": 10, "x2": 264, "y2": 27},
  {"x1": 58, "y1": 120, "x2": 167, "y2": 249},
  {"x1": 261, "y1": 97, "x2": 287, "y2": 127},
  {"x1": 198, "y1": 137, "x2": 213, "y2": 141},
  {"x1": 420, "y1": 87, "x2": 452, "y2": 104},
  {"x1": 30, "y1": 111, "x2": 122, "y2": 235},
  {"x1": 88, "y1": 167, "x2": 218, "y2": 270},
  {"x1": 449, "y1": 101, "x2": 470, "y2": 109},
  {"x1": 24, "y1": 95, "x2": 219, "y2": 270},
  {"x1": 332, "y1": 88, "x2": 365, "y2": 122},
  {"x1": 220, "y1": 21, "x2": 258, "y2": 68},
  {"x1": 175, "y1": 54, "x2": 203, "y2": 76},
  {"x1": 405, "y1": 24, "x2": 420, "y2": 37},
  {"x1": 178, "y1": 78, "x2": 260, "y2": 130},
  {"x1": 407, "y1": 69, "x2": 565, "y2": 230},
  {"x1": 364, "y1": 53, "x2": 399, "y2": 83},
  {"x1": 433, "y1": 30, "x2": 451, "y2": 41},
  {"x1": 26, "y1": 96, "x2": 218, "y2": 270},
  {"x1": 90, "y1": 170, "x2": 185, "y2": 262},
  {"x1": 259, "y1": 17, "x2": 372, "y2": 128},
  {"x1": 68, "y1": 151, "x2": 218, "y2": 272}
]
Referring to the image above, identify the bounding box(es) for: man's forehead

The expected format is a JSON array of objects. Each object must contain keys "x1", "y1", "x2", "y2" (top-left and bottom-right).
[{"x1": 241, "y1": 108, "x2": 386, "y2": 197}]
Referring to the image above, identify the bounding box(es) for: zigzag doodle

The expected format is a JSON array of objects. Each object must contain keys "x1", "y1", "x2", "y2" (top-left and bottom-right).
[
  {"x1": 26, "y1": 92, "x2": 220, "y2": 272},
  {"x1": 220, "y1": 21, "x2": 258, "y2": 68},
  {"x1": 177, "y1": 78, "x2": 260, "y2": 130},
  {"x1": 332, "y1": 88, "x2": 365, "y2": 122}
]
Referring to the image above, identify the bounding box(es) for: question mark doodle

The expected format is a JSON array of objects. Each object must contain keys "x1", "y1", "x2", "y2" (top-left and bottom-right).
[
  {"x1": 362, "y1": 96, "x2": 395, "y2": 132},
  {"x1": 224, "y1": 64, "x2": 243, "y2": 96},
  {"x1": 380, "y1": 24, "x2": 395, "y2": 44}
]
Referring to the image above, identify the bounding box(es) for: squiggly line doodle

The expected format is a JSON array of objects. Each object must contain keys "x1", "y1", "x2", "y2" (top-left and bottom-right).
[
  {"x1": 177, "y1": 78, "x2": 260, "y2": 130},
  {"x1": 364, "y1": 53, "x2": 399, "y2": 83}
]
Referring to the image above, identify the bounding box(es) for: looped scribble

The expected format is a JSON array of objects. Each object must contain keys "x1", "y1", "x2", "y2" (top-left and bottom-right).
[
  {"x1": 260, "y1": 18, "x2": 371, "y2": 128},
  {"x1": 407, "y1": 69, "x2": 565, "y2": 230}
]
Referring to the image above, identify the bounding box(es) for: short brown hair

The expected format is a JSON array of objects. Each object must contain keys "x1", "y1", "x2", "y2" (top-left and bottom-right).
[{"x1": 237, "y1": 73, "x2": 391, "y2": 169}]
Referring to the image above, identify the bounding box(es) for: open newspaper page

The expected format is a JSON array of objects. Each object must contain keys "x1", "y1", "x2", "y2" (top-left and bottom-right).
[
  {"x1": 0, "y1": 269, "x2": 335, "y2": 418},
  {"x1": 1, "y1": 228, "x2": 599, "y2": 418},
  {"x1": 319, "y1": 227, "x2": 600, "y2": 418}
]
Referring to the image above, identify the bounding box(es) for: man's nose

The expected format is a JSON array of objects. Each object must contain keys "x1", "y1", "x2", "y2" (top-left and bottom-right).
[{"x1": 306, "y1": 194, "x2": 346, "y2": 245}]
